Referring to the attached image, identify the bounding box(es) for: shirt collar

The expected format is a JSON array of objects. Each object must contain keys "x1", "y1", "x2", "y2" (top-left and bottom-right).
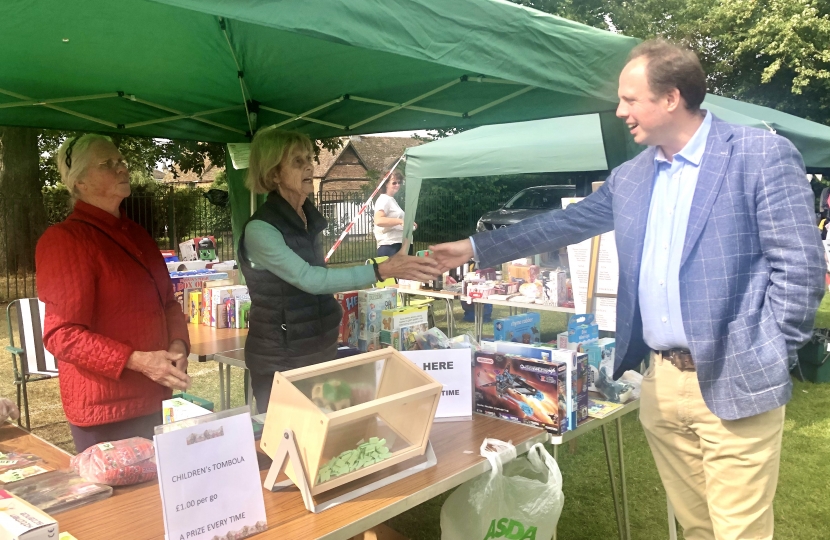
[{"x1": 654, "y1": 110, "x2": 712, "y2": 166}]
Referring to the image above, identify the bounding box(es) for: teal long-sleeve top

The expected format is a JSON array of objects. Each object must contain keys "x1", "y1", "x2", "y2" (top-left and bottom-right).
[{"x1": 243, "y1": 220, "x2": 376, "y2": 295}]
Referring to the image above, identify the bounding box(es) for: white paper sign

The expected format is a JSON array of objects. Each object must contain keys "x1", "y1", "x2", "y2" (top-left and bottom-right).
[
  {"x1": 226, "y1": 143, "x2": 251, "y2": 170},
  {"x1": 562, "y1": 197, "x2": 618, "y2": 331},
  {"x1": 154, "y1": 408, "x2": 267, "y2": 540},
  {"x1": 403, "y1": 349, "x2": 472, "y2": 421}
]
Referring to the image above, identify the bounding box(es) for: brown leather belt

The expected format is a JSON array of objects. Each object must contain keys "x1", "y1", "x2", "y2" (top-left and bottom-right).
[{"x1": 656, "y1": 348, "x2": 696, "y2": 371}]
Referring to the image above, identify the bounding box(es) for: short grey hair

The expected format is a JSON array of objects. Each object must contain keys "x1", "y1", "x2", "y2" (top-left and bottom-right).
[
  {"x1": 56, "y1": 134, "x2": 114, "y2": 197},
  {"x1": 245, "y1": 129, "x2": 314, "y2": 195}
]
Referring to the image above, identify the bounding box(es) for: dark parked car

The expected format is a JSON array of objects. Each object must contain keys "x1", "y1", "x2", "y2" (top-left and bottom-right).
[{"x1": 476, "y1": 185, "x2": 577, "y2": 232}]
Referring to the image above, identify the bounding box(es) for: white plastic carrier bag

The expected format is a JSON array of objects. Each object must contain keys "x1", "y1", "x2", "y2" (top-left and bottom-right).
[{"x1": 440, "y1": 438, "x2": 564, "y2": 540}]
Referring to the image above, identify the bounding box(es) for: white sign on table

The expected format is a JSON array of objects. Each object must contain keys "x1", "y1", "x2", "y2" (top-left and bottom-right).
[
  {"x1": 403, "y1": 349, "x2": 472, "y2": 421},
  {"x1": 562, "y1": 197, "x2": 618, "y2": 331},
  {"x1": 154, "y1": 407, "x2": 267, "y2": 540}
]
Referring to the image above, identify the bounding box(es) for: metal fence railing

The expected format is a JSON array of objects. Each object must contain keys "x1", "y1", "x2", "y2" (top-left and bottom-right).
[
  {"x1": 1, "y1": 188, "x2": 234, "y2": 302},
  {"x1": 1, "y1": 186, "x2": 500, "y2": 302},
  {"x1": 316, "y1": 190, "x2": 377, "y2": 265}
]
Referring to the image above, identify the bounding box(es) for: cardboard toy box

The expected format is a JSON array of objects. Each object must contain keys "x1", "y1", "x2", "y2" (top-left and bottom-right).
[
  {"x1": 162, "y1": 397, "x2": 212, "y2": 424},
  {"x1": 542, "y1": 269, "x2": 568, "y2": 307},
  {"x1": 223, "y1": 288, "x2": 251, "y2": 329},
  {"x1": 474, "y1": 351, "x2": 568, "y2": 435},
  {"x1": 492, "y1": 312, "x2": 541, "y2": 344},
  {"x1": 188, "y1": 291, "x2": 202, "y2": 324},
  {"x1": 0, "y1": 489, "x2": 58, "y2": 540},
  {"x1": 237, "y1": 300, "x2": 252, "y2": 329},
  {"x1": 357, "y1": 334, "x2": 381, "y2": 353},
  {"x1": 379, "y1": 306, "x2": 428, "y2": 351},
  {"x1": 206, "y1": 285, "x2": 248, "y2": 328},
  {"x1": 583, "y1": 338, "x2": 616, "y2": 391},
  {"x1": 335, "y1": 291, "x2": 359, "y2": 348},
  {"x1": 568, "y1": 313, "x2": 599, "y2": 348},
  {"x1": 199, "y1": 280, "x2": 233, "y2": 325},
  {"x1": 358, "y1": 288, "x2": 397, "y2": 352},
  {"x1": 170, "y1": 270, "x2": 228, "y2": 312},
  {"x1": 491, "y1": 342, "x2": 589, "y2": 430}
]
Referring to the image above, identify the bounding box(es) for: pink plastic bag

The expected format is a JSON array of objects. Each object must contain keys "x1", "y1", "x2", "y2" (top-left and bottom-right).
[{"x1": 70, "y1": 437, "x2": 157, "y2": 486}]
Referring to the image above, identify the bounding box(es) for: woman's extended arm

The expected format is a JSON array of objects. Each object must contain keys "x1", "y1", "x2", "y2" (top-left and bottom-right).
[{"x1": 244, "y1": 221, "x2": 377, "y2": 294}]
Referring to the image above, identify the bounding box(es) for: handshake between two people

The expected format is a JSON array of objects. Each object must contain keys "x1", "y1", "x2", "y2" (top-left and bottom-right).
[{"x1": 378, "y1": 238, "x2": 475, "y2": 282}]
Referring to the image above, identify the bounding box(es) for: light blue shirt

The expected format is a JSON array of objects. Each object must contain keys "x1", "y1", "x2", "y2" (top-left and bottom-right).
[
  {"x1": 639, "y1": 111, "x2": 712, "y2": 350},
  {"x1": 244, "y1": 220, "x2": 376, "y2": 295}
]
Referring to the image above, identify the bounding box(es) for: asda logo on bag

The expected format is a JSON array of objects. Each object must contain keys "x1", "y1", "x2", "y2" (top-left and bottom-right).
[{"x1": 483, "y1": 518, "x2": 537, "y2": 540}]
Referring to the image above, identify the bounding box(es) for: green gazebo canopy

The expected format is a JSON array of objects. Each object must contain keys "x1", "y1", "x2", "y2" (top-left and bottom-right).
[
  {"x1": 402, "y1": 94, "x2": 830, "y2": 237},
  {"x1": 1, "y1": 0, "x2": 639, "y2": 247},
  {"x1": 0, "y1": 0, "x2": 638, "y2": 140}
]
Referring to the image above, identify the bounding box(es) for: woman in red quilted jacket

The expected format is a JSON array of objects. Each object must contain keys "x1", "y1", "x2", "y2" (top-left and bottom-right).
[{"x1": 36, "y1": 134, "x2": 191, "y2": 452}]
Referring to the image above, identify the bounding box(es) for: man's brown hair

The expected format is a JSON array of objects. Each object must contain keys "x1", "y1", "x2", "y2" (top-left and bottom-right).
[{"x1": 627, "y1": 39, "x2": 707, "y2": 112}]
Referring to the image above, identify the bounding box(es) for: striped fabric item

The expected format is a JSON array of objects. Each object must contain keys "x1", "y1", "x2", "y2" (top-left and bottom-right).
[{"x1": 15, "y1": 298, "x2": 58, "y2": 377}]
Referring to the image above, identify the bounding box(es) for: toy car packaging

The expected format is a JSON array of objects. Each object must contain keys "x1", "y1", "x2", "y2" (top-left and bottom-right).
[
  {"x1": 70, "y1": 438, "x2": 156, "y2": 486},
  {"x1": 491, "y1": 342, "x2": 589, "y2": 430},
  {"x1": 492, "y1": 312, "x2": 541, "y2": 344},
  {"x1": 335, "y1": 291, "x2": 359, "y2": 348},
  {"x1": 474, "y1": 351, "x2": 568, "y2": 435}
]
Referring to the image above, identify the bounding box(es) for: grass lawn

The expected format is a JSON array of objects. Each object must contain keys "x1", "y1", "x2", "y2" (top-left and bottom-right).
[
  {"x1": 813, "y1": 291, "x2": 830, "y2": 329},
  {"x1": 2, "y1": 300, "x2": 829, "y2": 539}
]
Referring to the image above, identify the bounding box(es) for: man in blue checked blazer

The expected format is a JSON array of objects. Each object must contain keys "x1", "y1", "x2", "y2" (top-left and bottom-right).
[{"x1": 432, "y1": 40, "x2": 824, "y2": 540}]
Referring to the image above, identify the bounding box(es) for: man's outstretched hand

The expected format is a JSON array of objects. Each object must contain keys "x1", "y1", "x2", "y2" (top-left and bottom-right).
[
  {"x1": 429, "y1": 239, "x2": 475, "y2": 273},
  {"x1": 378, "y1": 239, "x2": 441, "y2": 282}
]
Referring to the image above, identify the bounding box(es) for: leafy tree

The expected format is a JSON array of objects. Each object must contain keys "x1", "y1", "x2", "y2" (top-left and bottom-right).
[
  {"x1": 0, "y1": 126, "x2": 46, "y2": 272},
  {"x1": 508, "y1": 0, "x2": 830, "y2": 127}
]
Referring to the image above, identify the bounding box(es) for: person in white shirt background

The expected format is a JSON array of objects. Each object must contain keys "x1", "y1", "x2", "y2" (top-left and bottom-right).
[{"x1": 373, "y1": 170, "x2": 416, "y2": 257}]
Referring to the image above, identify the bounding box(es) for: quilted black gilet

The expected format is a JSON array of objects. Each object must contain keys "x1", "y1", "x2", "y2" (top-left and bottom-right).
[{"x1": 239, "y1": 191, "x2": 342, "y2": 375}]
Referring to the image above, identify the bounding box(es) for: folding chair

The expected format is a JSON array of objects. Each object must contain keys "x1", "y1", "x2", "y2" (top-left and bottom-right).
[{"x1": 5, "y1": 299, "x2": 59, "y2": 431}]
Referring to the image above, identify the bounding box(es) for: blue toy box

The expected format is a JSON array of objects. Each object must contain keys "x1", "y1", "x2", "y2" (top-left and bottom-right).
[{"x1": 492, "y1": 312, "x2": 541, "y2": 344}]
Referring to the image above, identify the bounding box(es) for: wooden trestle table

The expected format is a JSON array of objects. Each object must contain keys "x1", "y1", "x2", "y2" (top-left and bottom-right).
[
  {"x1": 1, "y1": 413, "x2": 548, "y2": 540},
  {"x1": 186, "y1": 324, "x2": 248, "y2": 410}
]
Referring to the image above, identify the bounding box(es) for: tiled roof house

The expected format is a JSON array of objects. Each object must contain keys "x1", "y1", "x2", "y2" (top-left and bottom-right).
[{"x1": 314, "y1": 136, "x2": 424, "y2": 193}]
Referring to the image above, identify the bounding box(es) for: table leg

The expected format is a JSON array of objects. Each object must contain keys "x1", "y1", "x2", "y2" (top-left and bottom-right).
[
  {"x1": 474, "y1": 302, "x2": 483, "y2": 342},
  {"x1": 225, "y1": 364, "x2": 232, "y2": 409},
  {"x1": 218, "y1": 362, "x2": 226, "y2": 410},
  {"x1": 244, "y1": 369, "x2": 255, "y2": 415},
  {"x1": 444, "y1": 299, "x2": 454, "y2": 338},
  {"x1": 616, "y1": 417, "x2": 631, "y2": 540},
  {"x1": 602, "y1": 424, "x2": 625, "y2": 540},
  {"x1": 551, "y1": 443, "x2": 559, "y2": 540}
]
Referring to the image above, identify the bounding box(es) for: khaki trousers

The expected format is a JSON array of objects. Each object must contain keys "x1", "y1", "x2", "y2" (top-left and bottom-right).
[{"x1": 639, "y1": 351, "x2": 785, "y2": 540}]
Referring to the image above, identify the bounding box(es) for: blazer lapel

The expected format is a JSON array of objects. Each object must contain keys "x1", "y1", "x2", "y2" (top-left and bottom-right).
[
  {"x1": 626, "y1": 150, "x2": 656, "y2": 277},
  {"x1": 680, "y1": 118, "x2": 734, "y2": 267}
]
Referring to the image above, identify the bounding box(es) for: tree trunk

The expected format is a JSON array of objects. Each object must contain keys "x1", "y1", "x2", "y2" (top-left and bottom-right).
[{"x1": 0, "y1": 126, "x2": 48, "y2": 274}]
